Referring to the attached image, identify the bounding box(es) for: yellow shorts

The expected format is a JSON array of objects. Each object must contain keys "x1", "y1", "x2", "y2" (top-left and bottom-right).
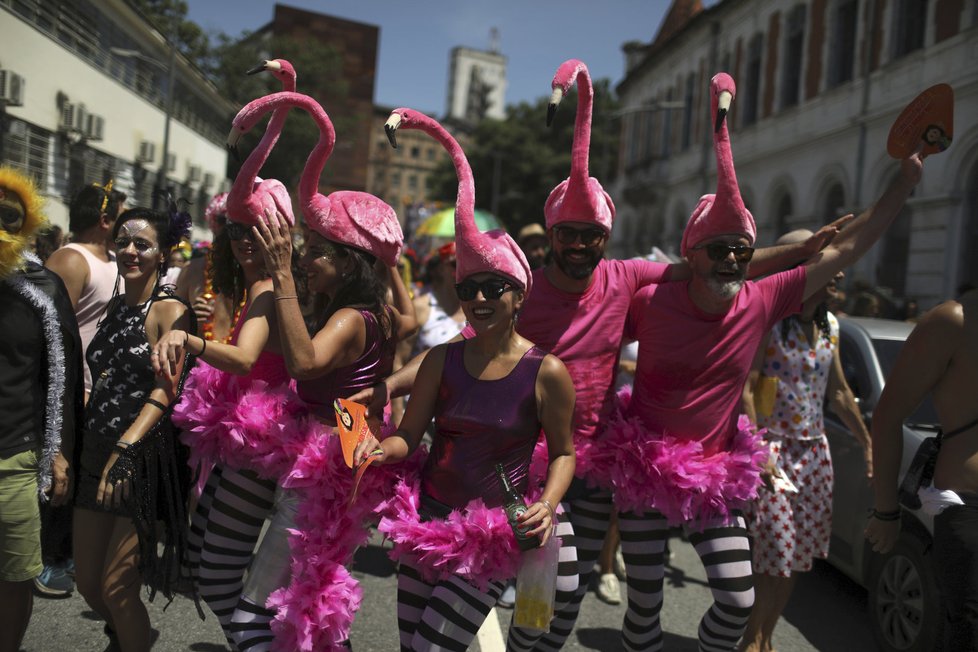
[{"x1": 0, "y1": 449, "x2": 42, "y2": 582}]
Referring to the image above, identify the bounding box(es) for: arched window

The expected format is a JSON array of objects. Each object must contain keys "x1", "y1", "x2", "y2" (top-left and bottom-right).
[
  {"x1": 821, "y1": 182, "x2": 846, "y2": 221},
  {"x1": 828, "y1": 0, "x2": 859, "y2": 87},
  {"x1": 743, "y1": 34, "x2": 764, "y2": 126},
  {"x1": 782, "y1": 5, "x2": 807, "y2": 108},
  {"x1": 878, "y1": 176, "x2": 912, "y2": 295},
  {"x1": 774, "y1": 192, "x2": 794, "y2": 236}
]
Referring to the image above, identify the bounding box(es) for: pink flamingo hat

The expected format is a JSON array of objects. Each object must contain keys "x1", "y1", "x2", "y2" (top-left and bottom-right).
[
  {"x1": 203, "y1": 191, "x2": 228, "y2": 232},
  {"x1": 544, "y1": 59, "x2": 615, "y2": 233},
  {"x1": 224, "y1": 59, "x2": 298, "y2": 227},
  {"x1": 385, "y1": 108, "x2": 531, "y2": 294},
  {"x1": 233, "y1": 91, "x2": 402, "y2": 265},
  {"x1": 680, "y1": 72, "x2": 756, "y2": 256}
]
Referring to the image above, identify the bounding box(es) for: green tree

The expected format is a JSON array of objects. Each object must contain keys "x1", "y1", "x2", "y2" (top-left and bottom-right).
[
  {"x1": 129, "y1": 0, "x2": 209, "y2": 61},
  {"x1": 429, "y1": 79, "x2": 620, "y2": 234}
]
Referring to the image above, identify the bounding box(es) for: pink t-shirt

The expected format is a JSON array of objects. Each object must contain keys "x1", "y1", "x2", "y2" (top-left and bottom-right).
[
  {"x1": 515, "y1": 259, "x2": 672, "y2": 441},
  {"x1": 625, "y1": 266, "x2": 807, "y2": 454}
]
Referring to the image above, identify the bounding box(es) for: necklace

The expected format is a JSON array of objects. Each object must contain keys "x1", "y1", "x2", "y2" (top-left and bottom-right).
[{"x1": 200, "y1": 251, "x2": 247, "y2": 343}]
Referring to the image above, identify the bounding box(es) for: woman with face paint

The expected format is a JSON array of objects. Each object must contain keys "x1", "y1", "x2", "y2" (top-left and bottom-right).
[{"x1": 72, "y1": 206, "x2": 193, "y2": 652}]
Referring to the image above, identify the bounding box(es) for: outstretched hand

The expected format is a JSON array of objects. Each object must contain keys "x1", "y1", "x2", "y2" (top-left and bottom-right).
[
  {"x1": 802, "y1": 214, "x2": 855, "y2": 258},
  {"x1": 252, "y1": 209, "x2": 293, "y2": 277},
  {"x1": 346, "y1": 382, "x2": 390, "y2": 420}
]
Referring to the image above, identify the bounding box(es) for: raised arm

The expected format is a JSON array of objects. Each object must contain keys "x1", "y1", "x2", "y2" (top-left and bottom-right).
[
  {"x1": 804, "y1": 152, "x2": 923, "y2": 299},
  {"x1": 386, "y1": 262, "x2": 419, "y2": 340}
]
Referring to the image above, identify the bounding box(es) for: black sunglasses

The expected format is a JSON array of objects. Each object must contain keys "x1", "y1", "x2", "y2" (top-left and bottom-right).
[
  {"x1": 225, "y1": 220, "x2": 252, "y2": 241},
  {"x1": 554, "y1": 225, "x2": 605, "y2": 247},
  {"x1": 696, "y1": 242, "x2": 755, "y2": 263},
  {"x1": 455, "y1": 279, "x2": 515, "y2": 301}
]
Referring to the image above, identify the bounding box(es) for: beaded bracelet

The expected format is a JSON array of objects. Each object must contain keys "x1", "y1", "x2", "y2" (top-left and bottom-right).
[
  {"x1": 870, "y1": 508, "x2": 901, "y2": 522},
  {"x1": 541, "y1": 499, "x2": 556, "y2": 522}
]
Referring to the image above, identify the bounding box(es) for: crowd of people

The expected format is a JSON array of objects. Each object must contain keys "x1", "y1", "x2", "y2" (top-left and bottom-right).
[{"x1": 1, "y1": 55, "x2": 973, "y2": 652}]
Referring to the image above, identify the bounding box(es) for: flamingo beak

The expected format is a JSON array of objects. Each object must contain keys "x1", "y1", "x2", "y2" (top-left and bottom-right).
[
  {"x1": 547, "y1": 87, "x2": 564, "y2": 127},
  {"x1": 226, "y1": 128, "x2": 243, "y2": 161},
  {"x1": 384, "y1": 113, "x2": 402, "y2": 149},
  {"x1": 246, "y1": 61, "x2": 270, "y2": 75},
  {"x1": 715, "y1": 90, "x2": 733, "y2": 133}
]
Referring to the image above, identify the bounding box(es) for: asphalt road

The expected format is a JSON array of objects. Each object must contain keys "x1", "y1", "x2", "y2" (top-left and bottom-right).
[{"x1": 22, "y1": 531, "x2": 874, "y2": 651}]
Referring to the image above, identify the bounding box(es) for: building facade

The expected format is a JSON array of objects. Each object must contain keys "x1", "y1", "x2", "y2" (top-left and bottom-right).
[
  {"x1": 257, "y1": 4, "x2": 379, "y2": 195},
  {"x1": 0, "y1": 0, "x2": 234, "y2": 233},
  {"x1": 445, "y1": 46, "x2": 507, "y2": 124},
  {"x1": 613, "y1": 0, "x2": 978, "y2": 307}
]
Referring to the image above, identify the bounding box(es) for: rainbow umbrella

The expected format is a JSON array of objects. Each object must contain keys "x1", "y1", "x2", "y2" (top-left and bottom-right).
[{"x1": 415, "y1": 208, "x2": 504, "y2": 237}]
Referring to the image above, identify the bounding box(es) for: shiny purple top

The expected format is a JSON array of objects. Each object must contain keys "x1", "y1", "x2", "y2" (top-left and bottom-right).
[
  {"x1": 422, "y1": 340, "x2": 546, "y2": 509},
  {"x1": 297, "y1": 309, "x2": 394, "y2": 424}
]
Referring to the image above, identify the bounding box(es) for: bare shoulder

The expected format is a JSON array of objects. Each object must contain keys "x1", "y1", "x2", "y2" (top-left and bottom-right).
[
  {"x1": 149, "y1": 297, "x2": 189, "y2": 323},
  {"x1": 45, "y1": 246, "x2": 86, "y2": 273},
  {"x1": 538, "y1": 352, "x2": 573, "y2": 390}
]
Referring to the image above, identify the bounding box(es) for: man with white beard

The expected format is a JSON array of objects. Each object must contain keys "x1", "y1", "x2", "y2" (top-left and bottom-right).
[{"x1": 591, "y1": 73, "x2": 925, "y2": 651}]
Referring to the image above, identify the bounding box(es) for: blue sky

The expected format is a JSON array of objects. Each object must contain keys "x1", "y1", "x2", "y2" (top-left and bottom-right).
[{"x1": 186, "y1": 1, "x2": 679, "y2": 114}]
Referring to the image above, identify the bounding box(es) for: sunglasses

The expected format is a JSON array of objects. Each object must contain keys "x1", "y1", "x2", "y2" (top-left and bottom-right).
[
  {"x1": 113, "y1": 236, "x2": 157, "y2": 253},
  {"x1": 696, "y1": 242, "x2": 755, "y2": 263},
  {"x1": 554, "y1": 225, "x2": 606, "y2": 247},
  {"x1": 455, "y1": 278, "x2": 516, "y2": 301},
  {"x1": 225, "y1": 221, "x2": 252, "y2": 241}
]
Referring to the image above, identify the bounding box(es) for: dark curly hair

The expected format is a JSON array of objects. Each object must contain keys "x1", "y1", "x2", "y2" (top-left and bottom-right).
[{"x1": 310, "y1": 242, "x2": 393, "y2": 348}]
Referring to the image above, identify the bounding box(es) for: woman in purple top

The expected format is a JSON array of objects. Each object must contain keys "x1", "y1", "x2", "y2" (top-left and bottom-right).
[
  {"x1": 238, "y1": 198, "x2": 416, "y2": 651},
  {"x1": 356, "y1": 228, "x2": 576, "y2": 651}
]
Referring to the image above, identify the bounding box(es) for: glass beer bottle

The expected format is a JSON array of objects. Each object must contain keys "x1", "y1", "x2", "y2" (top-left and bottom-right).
[{"x1": 495, "y1": 463, "x2": 538, "y2": 551}]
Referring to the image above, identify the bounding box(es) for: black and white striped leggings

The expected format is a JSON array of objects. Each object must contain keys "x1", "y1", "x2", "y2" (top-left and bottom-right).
[
  {"x1": 396, "y1": 561, "x2": 506, "y2": 651},
  {"x1": 506, "y1": 496, "x2": 594, "y2": 651},
  {"x1": 618, "y1": 510, "x2": 754, "y2": 652},
  {"x1": 184, "y1": 465, "x2": 276, "y2": 648}
]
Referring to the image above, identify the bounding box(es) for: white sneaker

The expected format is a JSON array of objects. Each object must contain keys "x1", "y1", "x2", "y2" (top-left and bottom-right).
[
  {"x1": 614, "y1": 548, "x2": 626, "y2": 580},
  {"x1": 596, "y1": 573, "x2": 621, "y2": 605}
]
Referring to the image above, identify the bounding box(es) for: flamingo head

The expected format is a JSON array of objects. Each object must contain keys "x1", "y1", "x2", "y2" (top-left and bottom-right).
[
  {"x1": 712, "y1": 73, "x2": 736, "y2": 133},
  {"x1": 384, "y1": 108, "x2": 426, "y2": 149},
  {"x1": 246, "y1": 58, "x2": 297, "y2": 86},
  {"x1": 547, "y1": 59, "x2": 587, "y2": 127}
]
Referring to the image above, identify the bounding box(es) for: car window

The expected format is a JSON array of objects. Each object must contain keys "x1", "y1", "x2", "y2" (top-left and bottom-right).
[
  {"x1": 872, "y1": 338, "x2": 941, "y2": 427},
  {"x1": 839, "y1": 333, "x2": 871, "y2": 404}
]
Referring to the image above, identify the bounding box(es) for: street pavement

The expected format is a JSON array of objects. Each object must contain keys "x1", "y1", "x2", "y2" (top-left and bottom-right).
[{"x1": 22, "y1": 530, "x2": 875, "y2": 651}]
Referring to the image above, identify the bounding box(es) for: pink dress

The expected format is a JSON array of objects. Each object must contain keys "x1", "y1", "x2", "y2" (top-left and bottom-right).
[{"x1": 752, "y1": 313, "x2": 838, "y2": 576}]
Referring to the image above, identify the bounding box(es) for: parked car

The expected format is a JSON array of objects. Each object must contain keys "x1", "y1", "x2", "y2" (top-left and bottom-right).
[{"x1": 825, "y1": 317, "x2": 944, "y2": 652}]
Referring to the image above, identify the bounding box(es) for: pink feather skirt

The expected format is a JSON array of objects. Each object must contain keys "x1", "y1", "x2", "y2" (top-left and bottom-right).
[{"x1": 586, "y1": 387, "x2": 769, "y2": 525}]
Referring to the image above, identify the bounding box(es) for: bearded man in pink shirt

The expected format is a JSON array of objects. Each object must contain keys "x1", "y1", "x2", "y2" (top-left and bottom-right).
[
  {"x1": 590, "y1": 74, "x2": 925, "y2": 652},
  {"x1": 352, "y1": 161, "x2": 843, "y2": 652}
]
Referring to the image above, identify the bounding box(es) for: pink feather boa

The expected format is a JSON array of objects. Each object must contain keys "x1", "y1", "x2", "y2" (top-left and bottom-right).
[
  {"x1": 587, "y1": 387, "x2": 769, "y2": 525},
  {"x1": 266, "y1": 420, "x2": 426, "y2": 652},
  {"x1": 378, "y1": 473, "x2": 545, "y2": 592},
  {"x1": 173, "y1": 362, "x2": 307, "y2": 484}
]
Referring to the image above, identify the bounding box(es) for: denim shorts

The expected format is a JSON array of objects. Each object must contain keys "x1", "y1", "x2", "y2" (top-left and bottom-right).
[{"x1": 0, "y1": 449, "x2": 42, "y2": 582}]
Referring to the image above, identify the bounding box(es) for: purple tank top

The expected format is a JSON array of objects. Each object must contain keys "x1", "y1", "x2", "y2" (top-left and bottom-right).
[
  {"x1": 229, "y1": 307, "x2": 289, "y2": 388},
  {"x1": 297, "y1": 309, "x2": 394, "y2": 424},
  {"x1": 422, "y1": 340, "x2": 546, "y2": 509}
]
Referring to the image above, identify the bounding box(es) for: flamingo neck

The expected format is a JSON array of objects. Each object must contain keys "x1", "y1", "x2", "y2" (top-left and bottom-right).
[
  {"x1": 713, "y1": 103, "x2": 743, "y2": 214},
  {"x1": 234, "y1": 76, "x2": 296, "y2": 198},
  {"x1": 293, "y1": 96, "x2": 336, "y2": 206},
  {"x1": 569, "y1": 66, "x2": 593, "y2": 186},
  {"x1": 411, "y1": 117, "x2": 476, "y2": 238}
]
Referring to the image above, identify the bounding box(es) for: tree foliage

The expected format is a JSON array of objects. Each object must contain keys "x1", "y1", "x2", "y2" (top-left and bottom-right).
[
  {"x1": 429, "y1": 79, "x2": 620, "y2": 234},
  {"x1": 129, "y1": 0, "x2": 209, "y2": 62}
]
